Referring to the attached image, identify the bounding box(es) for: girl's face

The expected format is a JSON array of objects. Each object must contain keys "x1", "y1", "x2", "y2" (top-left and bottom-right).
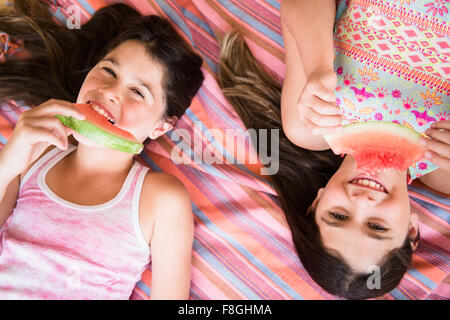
[
  {"x1": 76, "y1": 40, "x2": 175, "y2": 144},
  {"x1": 313, "y1": 155, "x2": 419, "y2": 273}
]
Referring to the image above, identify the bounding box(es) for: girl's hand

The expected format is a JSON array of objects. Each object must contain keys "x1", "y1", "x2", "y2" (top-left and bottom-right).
[
  {"x1": 421, "y1": 120, "x2": 450, "y2": 172},
  {"x1": 0, "y1": 99, "x2": 85, "y2": 180},
  {"x1": 297, "y1": 70, "x2": 344, "y2": 135}
]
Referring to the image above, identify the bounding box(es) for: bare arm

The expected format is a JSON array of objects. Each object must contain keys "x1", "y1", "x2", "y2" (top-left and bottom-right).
[
  {"x1": 418, "y1": 168, "x2": 450, "y2": 195},
  {"x1": 281, "y1": 0, "x2": 336, "y2": 79},
  {"x1": 143, "y1": 174, "x2": 194, "y2": 300},
  {"x1": 0, "y1": 167, "x2": 19, "y2": 228},
  {"x1": 280, "y1": 0, "x2": 342, "y2": 150}
]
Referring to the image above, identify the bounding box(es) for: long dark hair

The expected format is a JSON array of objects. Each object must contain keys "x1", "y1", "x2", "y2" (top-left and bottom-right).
[
  {"x1": 0, "y1": 0, "x2": 203, "y2": 121},
  {"x1": 218, "y1": 31, "x2": 414, "y2": 299}
]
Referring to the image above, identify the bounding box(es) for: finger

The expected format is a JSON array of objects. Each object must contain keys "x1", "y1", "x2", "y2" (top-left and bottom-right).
[
  {"x1": 306, "y1": 106, "x2": 344, "y2": 127},
  {"x1": 310, "y1": 97, "x2": 342, "y2": 116},
  {"x1": 421, "y1": 137, "x2": 450, "y2": 159},
  {"x1": 35, "y1": 99, "x2": 85, "y2": 120},
  {"x1": 24, "y1": 116, "x2": 70, "y2": 138},
  {"x1": 28, "y1": 126, "x2": 68, "y2": 150},
  {"x1": 303, "y1": 117, "x2": 343, "y2": 135},
  {"x1": 301, "y1": 81, "x2": 336, "y2": 103},
  {"x1": 306, "y1": 78, "x2": 337, "y2": 103},
  {"x1": 430, "y1": 120, "x2": 450, "y2": 130},
  {"x1": 297, "y1": 95, "x2": 341, "y2": 116},
  {"x1": 311, "y1": 89, "x2": 336, "y2": 103},
  {"x1": 424, "y1": 150, "x2": 450, "y2": 173},
  {"x1": 425, "y1": 128, "x2": 450, "y2": 145}
]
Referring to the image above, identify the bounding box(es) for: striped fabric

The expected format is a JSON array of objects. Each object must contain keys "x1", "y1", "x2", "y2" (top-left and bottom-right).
[{"x1": 0, "y1": 0, "x2": 448, "y2": 300}]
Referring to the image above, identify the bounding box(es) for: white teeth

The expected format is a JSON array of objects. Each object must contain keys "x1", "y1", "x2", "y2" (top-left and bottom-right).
[
  {"x1": 90, "y1": 103, "x2": 115, "y2": 124},
  {"x1": 353, "y1": 179, "x2": 385, "y2": 191}
]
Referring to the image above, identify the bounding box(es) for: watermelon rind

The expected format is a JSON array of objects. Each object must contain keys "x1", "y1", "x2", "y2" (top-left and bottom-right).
[
  {"x1": 323, "y1": 121, "x2": 426, "y2": 172},
  {"x1": 55, "y1": 115, "x2": 144, "y2": 154}
]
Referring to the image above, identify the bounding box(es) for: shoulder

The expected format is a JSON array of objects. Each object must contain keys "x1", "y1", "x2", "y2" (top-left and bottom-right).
[
  {"x1": 139, "y1": 171, "x2": 192, "y2": 220},
  {"x1": 142, "y1": 171, "x2": 190, "y2": 199}
]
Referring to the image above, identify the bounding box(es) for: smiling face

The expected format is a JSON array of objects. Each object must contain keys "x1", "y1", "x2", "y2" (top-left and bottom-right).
[
  {"x1": 76, "y1": 40, "x2": 176, "y2": 145},
  {"x1": 312, "y1": 154, "x2": 419, "y2": 273}
]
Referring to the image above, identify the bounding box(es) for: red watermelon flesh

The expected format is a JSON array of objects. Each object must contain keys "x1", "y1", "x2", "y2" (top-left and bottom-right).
[
  {"x1": 323, "y1": 121, "x2": 426, "y2": 173},
  {"x1": 73, "y1": 103, "x2": 137, "y2": 141}
]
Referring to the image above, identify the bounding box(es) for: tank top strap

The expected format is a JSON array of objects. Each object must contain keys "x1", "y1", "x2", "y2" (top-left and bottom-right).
[{"x1": 20, "y1": 146, "x2": 72, "y2": 190}]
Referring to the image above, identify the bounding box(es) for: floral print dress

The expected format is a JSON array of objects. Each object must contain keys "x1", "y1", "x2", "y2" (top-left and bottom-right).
[{"x1": 333, "y1": 0, "x2": 449, "y2": 179}]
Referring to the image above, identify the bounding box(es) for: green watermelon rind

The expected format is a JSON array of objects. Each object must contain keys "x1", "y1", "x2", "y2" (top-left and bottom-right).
[
  {"x1": 323, "y1": 121, "x2": 426, "y2": 171},
  {"x1": 55, "y1": 115, "x2": 144, "y2": 154}
]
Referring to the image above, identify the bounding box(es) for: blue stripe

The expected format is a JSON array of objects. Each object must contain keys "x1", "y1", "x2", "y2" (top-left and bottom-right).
[
  {"x1": 411, "y1": 197, "x2": 450, "y2": 223},
  {"x1": 389, "y1": 288, "x2": 408, "y2": 300},
  {"x1": 192, "y1": 202, "x2": 303, "y2": 299},
  {"x1": 201, "y1": 54, "x2": 218, "y2": 73},
  {"x1": 263, "y1": 0, "x2": 280, "y2": 10},
  {"x1": 407, "y1": 268, "x2": 437, "y2": 290},
  {"x1": 0, "y1": 134, "x2": 7, "y2": 145},
  {"x1": 75, "y1": 0, "x2": 96, "y2": 15},
  {"x1": 216, "y1": 0, "x2": 283, "y2": 46},
  {"x1": 157, "y1": 0, "x2": 194, "y2": 44},
  {"x1": 408, "y1": 184, "x2": 450, "y2": 207},
  {"x1": 182, "y1": 8, "x2": 215, "y2": 38},
  {"x1": 134, "y1": 281, "x2": 151, "y2": 297}
]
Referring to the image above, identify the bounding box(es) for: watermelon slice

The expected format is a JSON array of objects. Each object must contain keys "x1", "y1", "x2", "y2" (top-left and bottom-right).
[
  {"x1": 323, "y1": 121, "x2": 426, "y2": 173},
  {"x1": 55, "y1": 103, "x2": 144, "y2": 154}
]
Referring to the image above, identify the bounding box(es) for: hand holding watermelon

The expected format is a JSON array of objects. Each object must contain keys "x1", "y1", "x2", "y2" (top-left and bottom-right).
[
  {"x1": 296, "y1": 70, "x2": 344, "y2": 135},
  {"x1": 421, "y1": 120, "x2": 450, "y2": 173},
  {"x1": 0, "y1": 99, "x2": 85, "y2": 181}
]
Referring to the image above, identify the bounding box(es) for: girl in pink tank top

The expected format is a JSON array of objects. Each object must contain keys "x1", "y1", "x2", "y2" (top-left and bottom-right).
[{"x1": 0, "y1": 2, "x2": 204, "y2": 299}]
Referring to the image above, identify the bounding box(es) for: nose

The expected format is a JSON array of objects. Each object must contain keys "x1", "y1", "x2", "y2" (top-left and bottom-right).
[
  {"x1": 99, "y1": 83, "x2": 120, "y2": 105},
  {"x1": 347, "y1": 184, "x2": 386, "y2": 206}
]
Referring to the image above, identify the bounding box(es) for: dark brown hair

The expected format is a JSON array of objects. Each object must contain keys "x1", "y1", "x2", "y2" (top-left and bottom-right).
[
  {"x1": 0, "y1": 0, "x2": 203, "y2": 122},
  {"x1": 218, "y1": 30, "x2": 415, "y2": 299}
]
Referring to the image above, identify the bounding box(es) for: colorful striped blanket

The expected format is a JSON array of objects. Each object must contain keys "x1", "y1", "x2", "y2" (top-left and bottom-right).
[{"x1": 0, "y1": 0, "x2": 449, "y2": 300}]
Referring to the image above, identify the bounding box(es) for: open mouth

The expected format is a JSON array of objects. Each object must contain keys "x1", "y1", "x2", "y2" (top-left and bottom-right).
[
  {"x1": 348, "y1": 175, "x2": 388, "y2": 193},
  {"x1": 87, "y1": 100, "x2": 116, "y2": 125}
]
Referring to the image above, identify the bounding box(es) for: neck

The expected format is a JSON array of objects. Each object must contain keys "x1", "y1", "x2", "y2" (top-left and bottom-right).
[{"x1": 67, "y1": 143, "x2": 136, "y2": 176}]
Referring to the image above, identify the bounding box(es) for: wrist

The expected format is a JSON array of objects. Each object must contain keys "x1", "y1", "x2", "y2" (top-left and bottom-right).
[
  {"x1": 0, "y1": 153, "x2": 18, "y2": 184},
  {"x1": 307, "y1": 66, "x2": 336, "y2": 80}
]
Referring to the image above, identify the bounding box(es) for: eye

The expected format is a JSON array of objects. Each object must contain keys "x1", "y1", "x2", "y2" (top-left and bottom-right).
[
  {"x1": 368, "y1": 222, "x2": 388, "y2": 232},
  {"x1": 329, "y1": 211, "x2": 348, "y2": 221},
  {"x1": 102, "y1": 67, "x2": 116, "y2": 77},
  {"x1": 131, "y1": 88, "x2": 144, "y2": 99}
]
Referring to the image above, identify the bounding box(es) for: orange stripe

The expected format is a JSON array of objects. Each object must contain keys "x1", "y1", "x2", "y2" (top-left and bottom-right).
[
  {"x1": 193, "y1": 254, "x2": 243, "y2": 299},
  {"x1": 0, "y1": 116, "x2": 13, "y2": 140},
  {"x1": 411, "y1": 254, "x2": 447, "y2": 285}
]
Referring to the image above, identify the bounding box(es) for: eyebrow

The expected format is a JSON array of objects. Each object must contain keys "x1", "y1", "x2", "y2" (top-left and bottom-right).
[
  {"x1": 320, "y1": 217, "x2": 394, "y2": 241},
  {"x1": 102, "y1": 58, "x2": 155, "y2": 97}
]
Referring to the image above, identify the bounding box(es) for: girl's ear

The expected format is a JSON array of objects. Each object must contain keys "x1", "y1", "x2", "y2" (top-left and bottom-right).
[
  {"x1": 148, "y1": 116, "x2": 178, "y2": 140},
  {"x1": 306, "y1": 188, "x2": 324, "y2": 216},
  {"x1": 408, "y1": 213, "x2": 420, "y2": 251}
]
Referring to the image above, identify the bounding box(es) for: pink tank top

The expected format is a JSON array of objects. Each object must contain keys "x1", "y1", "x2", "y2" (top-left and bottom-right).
[{"x1": 0, "y1": 146, "x2": 151, "y2": 299}]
